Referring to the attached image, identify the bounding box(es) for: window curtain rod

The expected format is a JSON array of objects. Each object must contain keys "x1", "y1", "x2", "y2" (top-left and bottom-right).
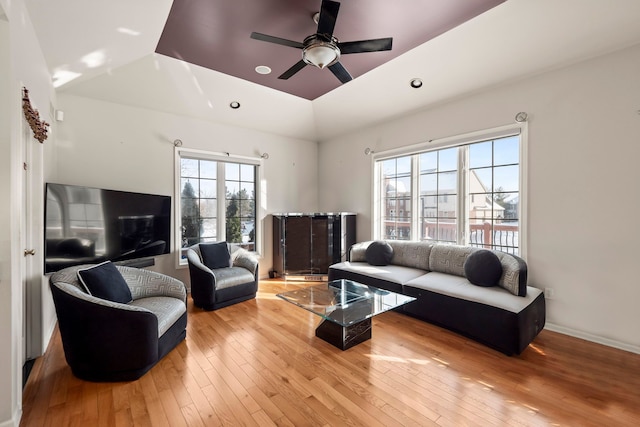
[{"x1": 174, "y1": 144, "x2": 269, "y2": 164}]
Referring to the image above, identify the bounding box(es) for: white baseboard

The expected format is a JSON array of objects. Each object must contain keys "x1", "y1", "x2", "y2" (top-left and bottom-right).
[
  {"x1": 545, "y1": 322, "x2": 640, "y2": 355},
  {"x1": 0, "y1": 407, "x2": 22, "y2": 427},
  {"x1": 42, "y1": 318, "x2": 56, "y2": 354}
]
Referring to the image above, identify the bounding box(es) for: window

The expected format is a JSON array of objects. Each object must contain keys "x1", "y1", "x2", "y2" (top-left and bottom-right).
[
  {"x1": 176, "y1": 149, "x2": 259, "y2": 264},
  {"x1": 419, "y1": 147, "x2": 458, "y2": 244},
  {"x1": 379, "y1": 156, "x2": 412, "y2": 239},
  {"x1": 374, "y1": 127, "x2": 524, "y2": 255}
]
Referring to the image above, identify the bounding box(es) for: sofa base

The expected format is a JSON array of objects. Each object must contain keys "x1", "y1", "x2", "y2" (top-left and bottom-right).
[
  {"x1": 402, "y1": 288, "x2": 545, "y2": 355},
  {"x1": 329, "y1": 265, "x2": 545, "y2": 356}
]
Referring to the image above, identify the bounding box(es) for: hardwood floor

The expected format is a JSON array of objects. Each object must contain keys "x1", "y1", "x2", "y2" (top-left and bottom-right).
[{"x1": 22, "y1": 279, "x2": 640, "y2": 426}]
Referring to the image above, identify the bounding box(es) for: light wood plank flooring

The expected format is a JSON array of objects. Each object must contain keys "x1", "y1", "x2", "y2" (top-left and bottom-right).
[{"x1": 22, "y1": 279, "x2": 640, "y2": 426}]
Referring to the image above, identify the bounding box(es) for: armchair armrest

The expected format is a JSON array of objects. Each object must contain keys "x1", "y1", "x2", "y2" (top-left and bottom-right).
[
  {"x1": 231, "y1": 247, "x2": 259, "y2": 278},
  {"x1": 186, "y1": 247, "x2": 217, "y2": 291}
]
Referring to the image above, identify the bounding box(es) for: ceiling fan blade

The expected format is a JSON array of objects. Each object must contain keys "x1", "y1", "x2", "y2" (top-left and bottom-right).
[
  {"x1": 317, "y1": 0, "x2": 340, "y2": 36},
  {"x1": 338, "y1": 38, "x2": 393, "y2": 54},
  {"x1": 328, "y1": 61, "x2": 352, "y2": 83},
  {"x1": 278, "y1": 60, "x2": 308, "y2": 80},
  {"x1": 250, "y1": 32, "x2": 304, "y2": 49}
]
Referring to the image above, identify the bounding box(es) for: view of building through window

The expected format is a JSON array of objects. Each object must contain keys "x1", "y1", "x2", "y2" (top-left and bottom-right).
[
  {"x1": 377, "y1": 134, "x2": 520, "y2": 254},
  {"x1": 179, "y1": 157, "x2": 256, "y2": 260}
]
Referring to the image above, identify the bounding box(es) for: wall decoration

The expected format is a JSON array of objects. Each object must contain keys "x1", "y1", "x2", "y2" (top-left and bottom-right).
[{"x1": 22, "y1": 87, "x2": 50, "y2": 143}]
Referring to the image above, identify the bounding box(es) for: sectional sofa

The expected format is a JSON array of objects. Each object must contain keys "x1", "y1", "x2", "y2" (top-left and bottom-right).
[{"x1": 328, "y1": 240, "x2": 545, "y2": 355}]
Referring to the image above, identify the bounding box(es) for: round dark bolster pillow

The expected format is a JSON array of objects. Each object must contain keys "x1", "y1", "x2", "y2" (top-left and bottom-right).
[
  {"x1": 365, "y1": 241, "x2": 394, "y2": 266},
  {"x1": 464, "y1": 249, "x2": 503, "y2": 287}
]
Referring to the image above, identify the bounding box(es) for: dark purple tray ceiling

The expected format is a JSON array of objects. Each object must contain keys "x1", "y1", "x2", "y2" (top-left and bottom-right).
[{"x1": 156, "y1": 0, "x2": 506, "y2": 100}]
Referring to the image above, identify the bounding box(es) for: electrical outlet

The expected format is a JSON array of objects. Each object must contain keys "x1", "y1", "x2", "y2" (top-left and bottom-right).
[{"x1": 544, "y1": 288, "x2": 555, "y2": 299}]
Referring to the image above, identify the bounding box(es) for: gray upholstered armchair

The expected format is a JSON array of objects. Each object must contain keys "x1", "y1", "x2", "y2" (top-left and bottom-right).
[
  {"x1": 49, "y1": 264, "x2": 187, "y2": 382},
  {"x1": 186, "y1": 242, "x2": 259, "y2": 310}
]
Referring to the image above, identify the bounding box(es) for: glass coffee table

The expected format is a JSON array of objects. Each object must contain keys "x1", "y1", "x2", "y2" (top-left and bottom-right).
[{"x1": 276, "y1": 279, "x2": 416, "y2": 350}]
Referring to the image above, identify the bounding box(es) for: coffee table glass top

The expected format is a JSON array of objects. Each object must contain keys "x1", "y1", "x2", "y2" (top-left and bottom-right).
[{"x1": 276, "y1": 279, "x2": 416, "y2": 327}]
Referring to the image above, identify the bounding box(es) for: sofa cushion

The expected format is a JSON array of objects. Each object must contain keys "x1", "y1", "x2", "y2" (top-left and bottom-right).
[
  {"x1": 428, "y1": 245, "x2": 475, "y2": 276},
  {"x1": 330, "y1": 262, "x2": 427, "y2": 286},
  {"x1": 387, "y1": 241, "x2": 433, "y2": 270},
  {"x1": 213, "y1": 266, "x2": 256, "y2": 289},
  {"x1": 350, "y1": 241, "x2": 433, "y2": 270},
  {"x1": 200, "y1": 241, "x2": 231, "y2": 269},
  {"x1": 77, "y1": 261, "x2": 133, "y2": 304},
  {"x1": 365, "y1": 241, "x2": 394, "y2": 266},
  {"x1": 129, "y1": 296, "x2": 186, "y2": 336},
  {"x1": 464, "y1": 250, "x2": 503, "y2": 287},
  {"x1": 405, "y1": 272, "x2": 542, "y2": 314}
]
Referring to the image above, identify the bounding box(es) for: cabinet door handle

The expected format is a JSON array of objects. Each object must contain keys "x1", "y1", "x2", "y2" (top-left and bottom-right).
[{"x1": 24, "y1": 249, "x2": 36, "y2": 256}]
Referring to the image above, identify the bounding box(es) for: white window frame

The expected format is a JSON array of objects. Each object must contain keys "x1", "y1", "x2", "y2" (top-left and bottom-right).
[
  {"x1": 371, "y1": 123, "x2": 528, "y2": 258},
  {"x1": 174, "y1": 147, "x2": 264, "y2": 267}
]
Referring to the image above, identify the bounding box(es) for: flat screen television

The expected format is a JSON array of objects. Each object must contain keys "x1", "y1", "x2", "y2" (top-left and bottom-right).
[{"x1": 44, "y1": 183, "x2": 171, "y2": 273}]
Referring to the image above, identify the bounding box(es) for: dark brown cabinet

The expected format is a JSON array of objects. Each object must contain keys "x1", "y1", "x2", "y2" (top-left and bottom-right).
[{"x1": 272, "y1": 213, "x2": 356, "y2": 278}]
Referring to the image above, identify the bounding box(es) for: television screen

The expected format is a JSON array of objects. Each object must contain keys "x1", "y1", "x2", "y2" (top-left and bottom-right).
[{"x1": 45, "y1": 183, "x2": 171, "y2": 273}]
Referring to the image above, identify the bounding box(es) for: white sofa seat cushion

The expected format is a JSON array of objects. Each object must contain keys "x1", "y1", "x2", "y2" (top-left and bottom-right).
[
  {"x1": 130, "y1": 296, "x2": 186, "y2": 336},
  {"x1": 330, "y1": 261, "x2": 426, "y2": 285},
  {"x1": 405, "y1": 272, "x2": 543, "y2": 314}
]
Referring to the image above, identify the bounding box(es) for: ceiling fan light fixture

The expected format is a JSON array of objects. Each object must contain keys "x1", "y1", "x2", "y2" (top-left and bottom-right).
[
  {"x1": 249, "y1": 1, "x2": 392, "y2": 84},
  {"x1": 302, "y1": 35, "x2": 340, "y2": 69}
]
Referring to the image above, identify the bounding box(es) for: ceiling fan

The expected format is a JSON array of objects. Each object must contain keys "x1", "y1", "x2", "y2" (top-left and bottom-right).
[{"x1": 250, "y1": 0, "x2": 393, "y2": 83}]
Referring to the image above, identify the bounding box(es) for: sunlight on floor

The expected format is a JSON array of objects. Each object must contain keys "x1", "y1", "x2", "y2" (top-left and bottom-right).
[
  {"x1": 256, "y1": 292, "x2": 281, "y2": 300},
  {"x1": 365, "y1": 352, "x2": 459, "y2": 371},
  {"x1": 528, "y1": 342, "x2": 547, "y2": 356},
  {"x1": 365, "y1": 351, "x2": 558, "y2": 426}
]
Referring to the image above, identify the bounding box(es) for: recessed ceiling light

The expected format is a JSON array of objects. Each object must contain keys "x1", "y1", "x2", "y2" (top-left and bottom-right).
[
  {"x1": 410, "y1": 78, "x2": 423, "y2": 89},
  {"x1": 255, "y1": 65, "x2": 272, "y2": 75},
  {"x1": 229, "y1": 101, "x2": 240, "y2": 109}
]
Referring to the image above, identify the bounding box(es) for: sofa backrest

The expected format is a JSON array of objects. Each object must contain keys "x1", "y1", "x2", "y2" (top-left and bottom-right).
[
  {"x1": 427, "y1": 245, "x2": 528, "y2": 296},
  {"x1": 350, "y1": 240, "x2": 528, "y2": 296},
  {"x1": 350, "y1": 240, "x2": 434, "y2": 270},
  {"x1": 428, "y1": 244, "x2": 475, "y2": 276}
]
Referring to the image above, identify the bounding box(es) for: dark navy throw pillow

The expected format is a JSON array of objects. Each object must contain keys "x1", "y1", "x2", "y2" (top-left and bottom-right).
[
  {"x1": 77, "y1": 261, "x2": 133, "y2": 304},
  {"x1": 365, "y1": 241, "x2": 394, "y2": 266},
  {"x1": 463, "y1": 250, "x2": 503, "y2": 287},
  {"x1": 200, "y1": 241, "x2": 231, "y2": 269}
]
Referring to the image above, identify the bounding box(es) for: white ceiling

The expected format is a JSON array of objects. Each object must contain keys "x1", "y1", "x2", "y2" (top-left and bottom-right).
[{"x1": 24, "y1": 0, "x2": 640, "y2": 142}]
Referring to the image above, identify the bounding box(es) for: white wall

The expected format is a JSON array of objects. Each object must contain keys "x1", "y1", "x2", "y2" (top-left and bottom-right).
[
  {"x1": 0, "y1": 0, "x2": 53, "y2": 425},
  {"x1": 318, "y1": 44, "x2": 640, "y2": 353},
  {"x1": 53, "y1": 94, "x2": 320, "y2": 284},
  {"x1": 0, "y1": 15, "x2": 15, "y2": 427}
]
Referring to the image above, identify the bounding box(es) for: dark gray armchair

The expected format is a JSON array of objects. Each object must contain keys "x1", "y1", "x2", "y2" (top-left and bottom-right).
[
  {"x1": 186, "y1": 243, "x2": 259, "y2": 310},
  {"x1": 49, "y1": 265, "x2": 187, "y2": 382}
]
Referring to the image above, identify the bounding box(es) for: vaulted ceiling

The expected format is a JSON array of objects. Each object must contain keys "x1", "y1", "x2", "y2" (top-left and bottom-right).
[{"x1": 23, "y1": 0, "x2": 640, "y2": 141}]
